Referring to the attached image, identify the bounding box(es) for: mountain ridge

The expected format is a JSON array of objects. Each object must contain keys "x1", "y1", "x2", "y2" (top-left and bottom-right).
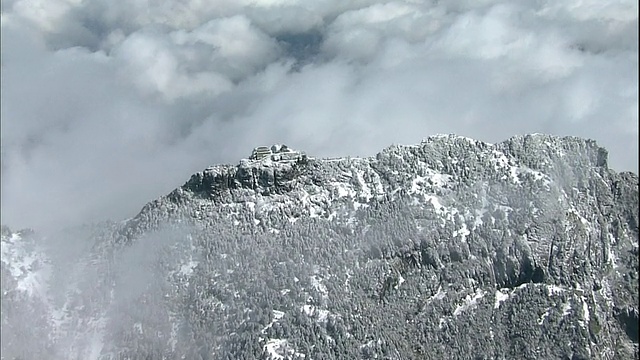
[{"x1": 119, "y1": 133, "x2": 632, "y2": 242}]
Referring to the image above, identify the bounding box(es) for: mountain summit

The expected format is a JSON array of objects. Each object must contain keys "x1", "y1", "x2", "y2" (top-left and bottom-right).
[{"x1": 2, "y1": 134, "x2": 638, "y2": 360}]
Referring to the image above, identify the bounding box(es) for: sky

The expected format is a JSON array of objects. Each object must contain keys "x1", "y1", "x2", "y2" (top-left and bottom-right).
[{"x1": 1, "y1": 0, "x2": 638, "y2": 231}]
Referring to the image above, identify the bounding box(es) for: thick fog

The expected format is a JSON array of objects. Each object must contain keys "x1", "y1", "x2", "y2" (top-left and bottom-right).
[{"x1": 1, "y1": 0, "x2": 637, "y2": 230}]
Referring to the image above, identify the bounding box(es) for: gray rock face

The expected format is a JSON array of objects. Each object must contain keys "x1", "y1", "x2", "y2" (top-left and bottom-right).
[{"x1": 1, "y1": 134, "x2": 638, "y2": 360}]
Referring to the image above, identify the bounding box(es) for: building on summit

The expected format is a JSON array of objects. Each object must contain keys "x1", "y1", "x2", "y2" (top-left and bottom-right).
[
  {"x1": 250, "y1": 146, "x2": 272, "y2": 160},
  {"x1": 249, "y1": 144, "x2": 306, "y2": 162}
]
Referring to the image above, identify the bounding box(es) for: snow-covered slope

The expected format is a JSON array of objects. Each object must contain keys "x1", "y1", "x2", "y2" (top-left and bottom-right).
[{"x1": 2, "y1": 134, "x2": 638, "y2": 359}]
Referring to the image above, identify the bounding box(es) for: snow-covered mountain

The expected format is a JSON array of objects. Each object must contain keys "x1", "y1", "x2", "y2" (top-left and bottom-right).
[{"x1": 2, "y1": 134, "x2": 638, "y2": 359}]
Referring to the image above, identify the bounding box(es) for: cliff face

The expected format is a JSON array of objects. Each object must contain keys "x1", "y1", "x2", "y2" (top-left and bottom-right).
[{"x1": 2, "y1": 134, "x2": 638, "y2": 360}]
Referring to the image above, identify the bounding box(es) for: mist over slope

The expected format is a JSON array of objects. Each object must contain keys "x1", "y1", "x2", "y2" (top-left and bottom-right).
[{"x1": 1, "y1": 134, "x2": 638, "y2": 359}]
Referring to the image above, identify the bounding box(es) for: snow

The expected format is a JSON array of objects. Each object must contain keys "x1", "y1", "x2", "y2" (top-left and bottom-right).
[
  {"x1": 310, "y1": 275, "x2": 328, "y2": 300},
  {"x1": 596, "y1": 284, "x2": 613, "y2": 315},
  {"x1": 411, "y1": 176, "x2": 425, "y2": 193},
  {"x1": 522, "y1": 168, "x2": 548, "y2": 182},
  {"x1": 607, "y1": 235, "x2": 618, "y2": 268},
  {"x1": 1, "y1": 232, "x2": 50, "y2": 299},
  {"x1": 427, "y1": 285, "x2": 447, "y2": 303},
  {"x1": 179, "y1": 260, "x2": 198, "y2": 276},
  {"x1": 354, "y1": 170, "x2": 373, "y2": 201},
  {"x1": 424, "y1": 195, "x2": 444, "y2": 213},
  {"x1": 332, "y1": 182, "x2": 355, "y2": 198},
  {"x1": 395, "y1": 273, "x2": 405, "y2": 289},
  {"x1": 494, "y1": 290, "x2": 509, "y2": 309},
  {"x1": 373, "y1": 174, "x2": 385, "y2": 195},
  {"x1": 273, "y1": 310, "x2": 285, "y2": 321},
  {"x1": 491, "y1": 150, "x2": 521, "y2": 184},
  {"x1": 308, "y1": 206, "x2": 321, "y2": 218},
  {"x1": 261, "y1": 310, "x2": 285, "y2": 334},
  {"x1": 453, "y1": 289, "x2": 485, "y2": 316},
  {"x1": 352, "y1": 201, "x2": 369, "y2": 211},
  {"x1": 579, "y1": 297, "x2": 590, "y2": 328},
  {"x1": 562, "y1": 302, "x2": 572, "y2": 316},
  {"x1": 452, "y1": 223, "x2": 470, "y2": 242},
  {"x1": 515, "y1": 283, "x2": 528, "y2": 290},
  {"x1": 264, "y1": 339, "x2": 287, "y2": 359},
  {"x1": 426, "y1": 134, "x2": 479, "y2": 144},
  {"x1": 2, "y1": 234, "x2": 24, "y2": 274},
  {"x1": 509, "y1": 167, "x2": 520, "y2": 184},
  {"x1": 430, "y1": 173, "x2": 451, "y2": 186},
  {"x1": 299, "y1": 190, "x2": 327, "y2": 219},
  {"x1": 360, "y1": 339, "x2": 382, "y2": 350},
  {"x1": 546, "y1": 284, "x2": 565, "y2": 296},
  {"x1": 473, "y1": 210, "x2": 486, "y2": 229},
  {"x1": 567, "y1": 208, "x2": 590, "y2": 228},
  {"x1": 408, "y1": 168, "x2": 451, "y2": 203},
  {"x1": 301, "y1": 305, "x2": 313, "y2": 316},
  {"x1": 471, "y1": 195, "x2": 490, "y2": 229},
  {"x1": 538, "y1": 308, "x2": 551, "y2": 325},
  {"x1": 301, "y1": 305, "x2": 330, "y2": 323},
  {"x1": 263, "y1": 339, "x2": 306, "y2": 359},
  {"x1": 409, "y1": 171, "x2": 451, "y2": 195},
  {"x1": 492, "y1": 284, "x2": 534, "y2": 309},
  {"x1": 498, "y1": 205, "x2": 513, "y2": 215}
]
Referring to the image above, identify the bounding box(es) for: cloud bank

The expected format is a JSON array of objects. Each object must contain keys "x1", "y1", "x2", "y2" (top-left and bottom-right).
[{"x1": 1, "y1": 0, "x2": 638, "y2": 230}]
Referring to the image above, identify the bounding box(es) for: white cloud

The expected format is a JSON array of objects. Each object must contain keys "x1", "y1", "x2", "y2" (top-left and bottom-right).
[{"x1": 1, "y1": 0, "x2": 637, "y2": 231}]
